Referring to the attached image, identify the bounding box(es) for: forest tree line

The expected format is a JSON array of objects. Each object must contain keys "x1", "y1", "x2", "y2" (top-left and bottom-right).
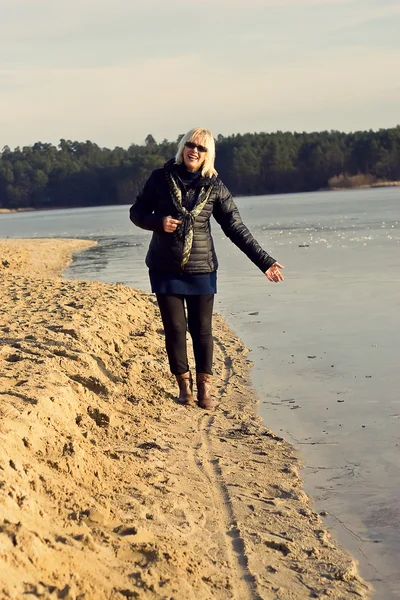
[{"x1": 0, "y1": 126, "x2": 399, "y2": 210}]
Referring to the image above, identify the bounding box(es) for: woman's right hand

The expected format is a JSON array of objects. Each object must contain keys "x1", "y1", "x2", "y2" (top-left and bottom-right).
[{"x1": 163, "y1": 216, "x2": 182, "y2": 233}]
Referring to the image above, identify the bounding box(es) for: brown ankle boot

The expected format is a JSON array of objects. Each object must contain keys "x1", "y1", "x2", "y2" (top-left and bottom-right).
[
  {"x1": 176, "y1": 372, "x2": 195, "y2": 405},
  {"x1": 196, "y1": 373, "x2": 216, "y2": 409}
]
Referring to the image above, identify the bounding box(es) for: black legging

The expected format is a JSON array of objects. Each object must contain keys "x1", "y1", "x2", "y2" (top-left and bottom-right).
[{"x1": 156, "y1": 294, "x2": 214, "y2": 376}]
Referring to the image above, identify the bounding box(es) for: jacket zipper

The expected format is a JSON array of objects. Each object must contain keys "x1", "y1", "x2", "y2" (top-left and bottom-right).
[{"x1": 178, "y1": 188, "x2": 188, "y2": 272}]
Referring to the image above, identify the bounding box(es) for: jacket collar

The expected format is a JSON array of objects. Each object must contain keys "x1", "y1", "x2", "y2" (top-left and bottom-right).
[{"x1": 164, "y1": 158, "x2": 216, "y2": 188}]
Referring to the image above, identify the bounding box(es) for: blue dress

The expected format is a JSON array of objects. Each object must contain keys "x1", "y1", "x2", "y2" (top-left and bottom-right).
[
  {"x1": 149, "y1": 271, "x2": 217, "y2": 295},
  {"x1": 149, "y1": 164, "x2": 217, "y2": 296}
]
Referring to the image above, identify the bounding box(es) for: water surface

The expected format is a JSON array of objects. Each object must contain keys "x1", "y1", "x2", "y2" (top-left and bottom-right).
[{"x1": 1, "y1": 188, "x2": 399, "y2": 598}]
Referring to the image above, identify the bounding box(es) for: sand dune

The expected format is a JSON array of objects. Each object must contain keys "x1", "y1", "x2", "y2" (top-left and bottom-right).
[{"x1": 0, "y1": 239, "x2": 370, "y2": 599}]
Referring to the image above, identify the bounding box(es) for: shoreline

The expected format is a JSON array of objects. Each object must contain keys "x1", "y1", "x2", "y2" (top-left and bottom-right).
[
  {"x1": 0, "y1": 239, "x2": 371, "y2": 599},
  {"x1": 0, "y1": 207, "x2": 35, "y2": 213},
  {"x1": 0, "y1": 179, "x2": 399, "y2": 215},
  {"x1": 328, "y1": 181, "x2": 400, "y2": 191}
]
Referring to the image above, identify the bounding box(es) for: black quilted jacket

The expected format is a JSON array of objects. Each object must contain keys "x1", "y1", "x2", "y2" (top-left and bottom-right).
[{"x1": 129, "y1": 160, "x2": 276, "y2": 275}]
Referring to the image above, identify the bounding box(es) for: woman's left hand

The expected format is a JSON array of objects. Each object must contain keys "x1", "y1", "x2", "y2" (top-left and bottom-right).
[{"x1": 265, "y1": 262, "x2": 285, "y2": 282}]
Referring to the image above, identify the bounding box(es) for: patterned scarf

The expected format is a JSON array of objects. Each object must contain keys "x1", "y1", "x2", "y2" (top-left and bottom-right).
[{"x1": 165, "y1": 170, "x2": 214, "y2": 267}]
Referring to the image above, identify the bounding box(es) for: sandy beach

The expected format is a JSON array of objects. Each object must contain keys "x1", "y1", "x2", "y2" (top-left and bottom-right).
[{"x1": 0, "y1": 239, "x2": 370, "y2": 600}]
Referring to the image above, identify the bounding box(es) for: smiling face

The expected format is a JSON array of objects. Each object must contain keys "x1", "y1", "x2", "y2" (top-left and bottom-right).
[{"x1": 182, "y1": 138, "x2": 208, "y2": 172}]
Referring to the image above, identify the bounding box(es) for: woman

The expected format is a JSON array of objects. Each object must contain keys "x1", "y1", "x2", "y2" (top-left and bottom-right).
[{"x1": 129, "y1": 127, "x2": 284, "y2": 409}]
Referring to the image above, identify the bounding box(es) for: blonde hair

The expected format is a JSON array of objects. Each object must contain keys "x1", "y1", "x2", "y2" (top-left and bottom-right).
[{"x1": 175, "y1": 128, "x2": 218, "y2": 178}]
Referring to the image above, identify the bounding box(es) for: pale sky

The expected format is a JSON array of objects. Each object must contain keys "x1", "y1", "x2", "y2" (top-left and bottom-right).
[{"x1": 1, "y1": 0, "x2": 399, "y2": 148}]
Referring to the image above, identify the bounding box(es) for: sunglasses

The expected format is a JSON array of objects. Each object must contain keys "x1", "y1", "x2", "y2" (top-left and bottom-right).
[{"x1": 185, "y1": 141, "x2": 208, "y2": 153}]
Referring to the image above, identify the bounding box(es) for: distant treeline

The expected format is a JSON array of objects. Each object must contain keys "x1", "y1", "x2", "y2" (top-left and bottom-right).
[{"x1": 1, "y1": 127, "x2": 399, "y2": 210}]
